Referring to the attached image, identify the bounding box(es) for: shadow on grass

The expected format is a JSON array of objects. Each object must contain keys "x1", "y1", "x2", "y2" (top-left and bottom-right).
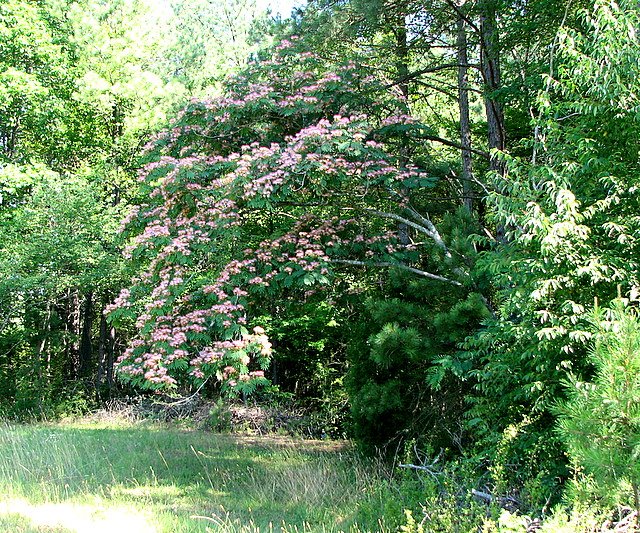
[{"x1": 0, "y1": 422, "x2": 372, "y2": 532}]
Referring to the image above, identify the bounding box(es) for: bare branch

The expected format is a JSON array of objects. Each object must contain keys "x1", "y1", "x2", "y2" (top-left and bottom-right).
[
  {"x1": 330, "y1": 259, "x2": 462, "y2": 286},
  {"x1": 404, "y1": 207, "x2": 451, "y2": 257},
  {"x1": 357, "y1": 208, "x2": 436, "y2": 239},
  {"x1": 386, "y1": 62, "x2": 480, "y2": 89},
  {"x1": 398, "y1": 463, "x2": 442, "y2": 478},
  {"x1": 342, "y1": 207, "x2": 454, "y2": 261},
  {"x1": 417, "y1": 133, "x2": 490, "y2": 159},
  {"x1": 471, "y1": 489, "x2": 521, "y2": 510},
  {"x1": 471, "y1": 489, "x2": 494, "y2": 503},
  {"x1": 443, "y1": 0, "x2": 482, "y2": 38}
]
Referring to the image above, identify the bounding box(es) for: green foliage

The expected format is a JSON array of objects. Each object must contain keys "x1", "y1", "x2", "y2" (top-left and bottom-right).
[
  {"x1": 68, "y1": 0, "x2": 190, "y2": 148},
  {"x1": 0, "y1": 0, "x2": 263, "y2": 416},
  {"x1": 0, "y1": 0, "x2": 77, "y2": 165},
  {"x1": 346, "y1": 210, "x2": 490, "y2": 451},
  {"x1": 557, "y1": 300, "x2": 640, "y2": 512},
  {"x1": 357, "y1": 450, "x2": 501, "y2": 533},
  {"x1": 4, "y1": 0, "x2": 640, "y2": 522},
  {"x1": 465, "y1": 0, "x2": 640, "y2": 488},
  {"x1": 0, "y1": 164, "x2": 125, "y2": 415},
  {"x1": 162, "y1": 0, "x2": 267, "y2": 94},
  {"x1": 253, "y1": 296, "x2": 352, "y2": 437},
  {"x1": 110, "y1": 26, "x2": 480, "y2": 400}
]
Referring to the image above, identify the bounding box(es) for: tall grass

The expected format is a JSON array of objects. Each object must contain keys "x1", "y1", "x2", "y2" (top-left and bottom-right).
[{"x1": 0, "y1": 419, "x2": 401, "y2": 532}]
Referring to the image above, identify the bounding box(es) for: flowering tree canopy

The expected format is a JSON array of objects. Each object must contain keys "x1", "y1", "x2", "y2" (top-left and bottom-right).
[{"x1": 108, "y1": 37, "x2": 470, "y2": 391}]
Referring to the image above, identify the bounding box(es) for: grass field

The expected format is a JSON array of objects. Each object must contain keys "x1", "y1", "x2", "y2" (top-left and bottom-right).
[
  {"x1": 0, "y1": 417, "x2": 604, "y2": 532},
  {"x1": 0, "y1": 418, "x2": 405, "y2": 532}
]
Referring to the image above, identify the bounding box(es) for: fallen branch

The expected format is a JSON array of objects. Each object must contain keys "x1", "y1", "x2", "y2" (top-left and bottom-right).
[
  {"x1": 471, "y1": 489, "x2": 494, "y2": 504},
  {"x1": 398, "y1": 463, "x2": 438, "y2": 472},
  {"x1": 613, "y1": 509, "x2": 638, "y2": 531},
  {"x1": 471, "y1": 489, "x2": 521, "y2": 511},
  {"x1": 398, "y1": 463, "x2": 443, "y2": 479}
]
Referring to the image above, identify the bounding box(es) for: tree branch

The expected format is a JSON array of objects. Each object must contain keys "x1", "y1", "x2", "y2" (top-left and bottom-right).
[
  {"x1": 330, "y1": 259, "x2": 462, "y2": 286},
  {"x1": 399, "y1": 463, "x2": 442, "y2": 478},
  {"x1": 386, "y1": 62, "x2": 480, "y2": 89},
  {"x1": 403, "y1": 207, "x2": 451, "y2": 257},
  {"x1": 357, "y1": 208, "x2": 438, "y2": 240},
  {"x1": 443, "y1": 0, "x2": 482, "y2": 36},
  {"x1": 416, "y1": 133, "x2": 490, "y2": 159}
]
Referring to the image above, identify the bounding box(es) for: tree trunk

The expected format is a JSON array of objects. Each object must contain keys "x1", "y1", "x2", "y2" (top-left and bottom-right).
[
  {"x1": 36, "y1": 303, "x2": 51, "y2": 414},
  {"x1": 97, "y1": 304, "x2": 117, "y2": 395},
  {"x1": 634, "y1": 482, "x2": 640, "y2": 530},
  {"x1": 479, "y1": 0, "x2": 506, "y2": 240},
  {"x1": 106, "y1": 326, "x2": 116, "y2": 390},
  {"x1": 457, "y1": 15, "x2": 474, "y2": 211},
  {"x1": 79, "y1": 292, "x2": 93, "y2": 379},
  {"x1": 394, "y1": 4, "x2": 410, "y2": 105},
  {"x1": 61, "y1": 288, "x2": 72, "y2": 379},
  {"x1": 479, "y1": 0, "x2": 505, "y2": 165},
  {"x1": 97, "y1": 308, "x2": 108, "y2": 386},
  {"x1": 394, "y1": 2, "x2": 411, "y2": 245},
  {"x1": 70, "y1": 290, "x2": 81, "y2": 379}
]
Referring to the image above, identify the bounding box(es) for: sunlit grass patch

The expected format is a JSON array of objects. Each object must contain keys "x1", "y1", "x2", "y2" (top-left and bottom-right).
[
  {"x1": 0, "y1": 420, "x2": 395, "y2": 532},
  {"x1": 0, "y1": 497, "x2": 155, "y2": 533}
]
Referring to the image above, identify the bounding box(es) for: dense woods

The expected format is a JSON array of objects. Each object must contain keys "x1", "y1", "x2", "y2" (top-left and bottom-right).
[{"x1": 2, "y1": 0, "x2": 640, "y2": 528}]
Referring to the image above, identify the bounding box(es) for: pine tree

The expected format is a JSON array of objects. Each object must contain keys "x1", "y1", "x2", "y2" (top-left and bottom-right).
[{"x1": 557, "y1": 300, "x2": 640, "y2": 521}]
